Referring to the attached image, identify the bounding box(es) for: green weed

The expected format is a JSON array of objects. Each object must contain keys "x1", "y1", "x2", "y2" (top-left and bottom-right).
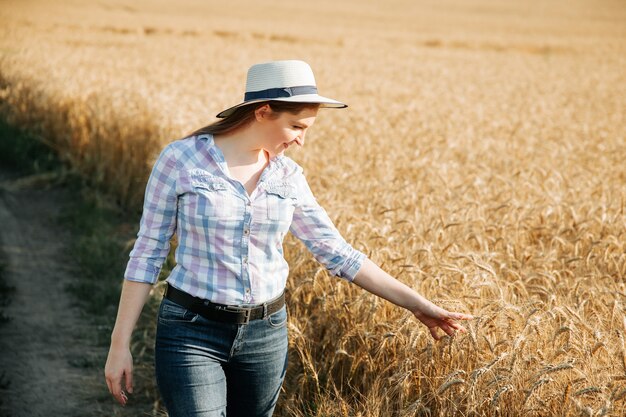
[{"x1": 0, "y1": 119, "x2": 60, "y2": 174}]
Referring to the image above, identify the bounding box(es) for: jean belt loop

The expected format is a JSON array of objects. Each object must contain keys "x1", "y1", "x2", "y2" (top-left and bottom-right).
[
  {"x1": 263, "y1": 302, "x2": 268, "y2": 319},
  {"x1": 242, "y1": 309, "x2": 251, "y2": 325}
]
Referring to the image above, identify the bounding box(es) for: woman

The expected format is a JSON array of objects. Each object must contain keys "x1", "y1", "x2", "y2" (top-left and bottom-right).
[{"x1": 104, "y1": 60, "x2": 473, "y2": 416}]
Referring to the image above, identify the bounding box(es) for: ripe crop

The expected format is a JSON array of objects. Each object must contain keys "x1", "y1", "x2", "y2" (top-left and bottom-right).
[{"x1": 1, "y1": 0, "x2": 625, "y2": 415}]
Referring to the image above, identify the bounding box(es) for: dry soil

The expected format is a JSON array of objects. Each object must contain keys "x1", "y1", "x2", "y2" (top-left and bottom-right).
[{"x1": 0, "y1": 169, "x2": 113, "y2": 417}]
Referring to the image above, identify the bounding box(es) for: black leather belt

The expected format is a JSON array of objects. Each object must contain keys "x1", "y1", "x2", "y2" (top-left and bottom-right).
[{"x1": 163, "y1": 283, "x2": 285, "y2": 325}]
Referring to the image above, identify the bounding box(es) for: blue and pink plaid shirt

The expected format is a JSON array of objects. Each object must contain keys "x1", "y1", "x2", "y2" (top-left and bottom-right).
[{"x1": 124, "y1": 134, "x2": 367, "y2": 305}]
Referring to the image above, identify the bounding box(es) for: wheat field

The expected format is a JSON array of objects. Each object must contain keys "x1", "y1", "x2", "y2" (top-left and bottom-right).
[{"x1": 1, "y1": 0, "x2": 626, "y2": 415}]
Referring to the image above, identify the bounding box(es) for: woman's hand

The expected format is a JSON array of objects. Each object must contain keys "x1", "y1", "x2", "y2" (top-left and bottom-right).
[
  {"x1": 411, "y1": 300, "x2": 474, "y2": 341},
  {"x1": 104, "y1": 279, "x2": 153, "y2": 405},
  {"x1": 104, "y1": 345, "x2": 134, "y2": 406}
]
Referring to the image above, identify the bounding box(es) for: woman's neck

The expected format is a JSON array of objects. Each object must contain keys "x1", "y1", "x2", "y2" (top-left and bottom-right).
[{"x1": 213, "y1": 127, "x2": 266, "y2": 167}]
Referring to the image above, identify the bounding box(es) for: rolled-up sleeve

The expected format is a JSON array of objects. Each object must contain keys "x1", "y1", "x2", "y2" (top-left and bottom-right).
[
  {"x1": 289, "y1": 169, "x2": 367, "y2": 281},
  {"x1": 124, "y1": 144, "x2": 179, "y2": 284}
]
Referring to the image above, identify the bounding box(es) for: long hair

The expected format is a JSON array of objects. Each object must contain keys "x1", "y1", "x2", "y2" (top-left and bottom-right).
[{"x1": 189, "y1": 101, "x2": 320, "y2": 137}]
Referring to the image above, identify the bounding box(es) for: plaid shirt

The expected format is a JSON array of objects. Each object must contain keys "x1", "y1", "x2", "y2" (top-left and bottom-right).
[{"x1": 124, "y1": 134, "x2": 366, "y2": 305}]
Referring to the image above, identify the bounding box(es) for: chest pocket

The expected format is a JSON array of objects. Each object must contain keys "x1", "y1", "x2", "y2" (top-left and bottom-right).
[
  {"x1": 191, "y1": 175, "x2": 239, "y2": 220},
  {"x1": 264, "y1": 182, "x2": 297, "y2": 222}
]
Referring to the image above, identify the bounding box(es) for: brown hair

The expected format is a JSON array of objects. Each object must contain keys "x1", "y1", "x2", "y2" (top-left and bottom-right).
[{"x1": 189, "y1": 101, "x2": 320, "y2": 137}]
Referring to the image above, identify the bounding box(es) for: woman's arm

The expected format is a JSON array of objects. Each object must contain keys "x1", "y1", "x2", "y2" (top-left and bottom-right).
[
  {"x1": 352, "y1": 258, "x2": 473, "y2": 340},
  {"x1": 289, "y1": 166, "x2": 472, "y2": 338},
  {"x1": 104, "y1": 280, "x2": 153, "y2": 406},
  {"x1": 105, "y1": 143, "x2": 179, "y2": 405}
]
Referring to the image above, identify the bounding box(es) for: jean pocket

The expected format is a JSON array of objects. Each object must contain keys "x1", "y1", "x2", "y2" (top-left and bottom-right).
[
  {"x1": 158, "y1": 298, "x2": 199, "y2": 324},
  {"x1": 267, "y1": 306, "x2": 288, "y2": 328}
]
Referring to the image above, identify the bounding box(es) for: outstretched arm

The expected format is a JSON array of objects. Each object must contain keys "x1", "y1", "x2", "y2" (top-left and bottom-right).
[
  {"x1": 352, "y1": 258, "x2": 473, "y2": 340},
  {"x1": 288, "y1": 166, "x2": 472, "y2": 338}
]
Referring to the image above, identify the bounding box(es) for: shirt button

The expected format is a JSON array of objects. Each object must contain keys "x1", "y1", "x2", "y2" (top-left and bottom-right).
[
  {"x1": 245, "y1": 288, "x2": 250, "y2": 294},
  {"x1": 244, "y1": 228, "x2": 250, "y2": 236},
  {"x1": 246, "y1": 201, "x2": 252, "y2": 206},
  {"x1": 243, "y1": 256, "x2": 248, "y2": 264}
]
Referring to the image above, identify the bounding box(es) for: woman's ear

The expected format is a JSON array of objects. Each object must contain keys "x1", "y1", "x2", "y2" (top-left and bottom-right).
[{"x1": 254, "y1": 104, "x2": 272, "y2": 122}]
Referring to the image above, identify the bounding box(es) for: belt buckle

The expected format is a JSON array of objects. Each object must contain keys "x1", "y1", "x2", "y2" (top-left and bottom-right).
[{"x1": 218, "y1": 305, "x2": 251, "y2": 324}]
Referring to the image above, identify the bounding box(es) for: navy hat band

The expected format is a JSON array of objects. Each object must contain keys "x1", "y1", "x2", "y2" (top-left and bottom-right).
[{"x1": 244, "y1": 85, "x2": 318, "y2": 101}]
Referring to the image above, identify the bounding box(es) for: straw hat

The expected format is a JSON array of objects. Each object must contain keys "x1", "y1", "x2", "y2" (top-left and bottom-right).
[{"x1": 216, "y1": 60, "x2": 347, "y2": 118}]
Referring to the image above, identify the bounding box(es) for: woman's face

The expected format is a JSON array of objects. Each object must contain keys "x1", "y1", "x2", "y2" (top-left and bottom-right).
[{"x1": 257, "y1": 106, "x2": 318, "y2": 158}]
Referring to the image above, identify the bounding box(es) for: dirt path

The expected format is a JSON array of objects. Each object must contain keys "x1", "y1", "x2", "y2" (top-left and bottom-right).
[{"x1": 0, "y1": 170, "x2": 112, "y2": 417}]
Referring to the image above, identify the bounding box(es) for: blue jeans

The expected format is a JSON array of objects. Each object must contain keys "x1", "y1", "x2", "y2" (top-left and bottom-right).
[{"x1": 154, "y1": 297, "x2": 289, "y2": 417}]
